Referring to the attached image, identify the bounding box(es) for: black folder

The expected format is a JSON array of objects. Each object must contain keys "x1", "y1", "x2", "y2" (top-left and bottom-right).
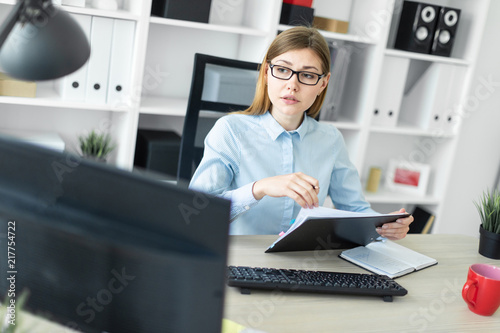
[{"x1": 265, "y1": 212, "x2": 409, "y2": 253}]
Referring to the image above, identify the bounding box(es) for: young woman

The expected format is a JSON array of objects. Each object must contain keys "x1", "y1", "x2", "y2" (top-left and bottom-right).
[{"x1": 190, "y1": 26, "x2": 413, "y2": 237}]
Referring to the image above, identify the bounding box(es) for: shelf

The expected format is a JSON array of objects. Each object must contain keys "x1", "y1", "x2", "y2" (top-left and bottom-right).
[
  {"x1": 364, "y1": 188, "x2": 440, "y2": 205},
  {"x1": 0, "y1": 85, "x2": 128, "y2": 112},
  {"x1": 139, "y1": 99, "x2": 365, "y2": 128},
  {"x1": 0, "y1": 0, "x2": 488, "y2": 235},
  {"x1": 278, "y1": 24, "x2": 377, "y2": 44},
  {"x1": 62, "y1": 6, "x2": 141, "y2": 21},
  {"x1": 140, "y1": 96, "x2": 187, "y2": 116},
  {"x1": 369, "y1": 125, "x2": 456, "y2": 138},
  {"x1": 384, "y1": 49, "x2": 470, "y2": 67},
  {"x1": 150, "y1": 17, "x2": 269, "y2": 37}
]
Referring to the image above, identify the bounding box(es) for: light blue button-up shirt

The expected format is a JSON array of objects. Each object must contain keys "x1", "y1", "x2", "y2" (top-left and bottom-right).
[{"x1": 189, "y1": 111, "x2": 375, "y2": 235}]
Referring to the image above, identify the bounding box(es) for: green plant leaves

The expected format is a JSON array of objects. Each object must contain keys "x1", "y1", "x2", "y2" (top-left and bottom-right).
[
  {"x1": 78, "y1": 130, "x2": 116, "y2": 160},
  {"x1": 474, "y1": 189, "x2": 500, "y2": 234}
]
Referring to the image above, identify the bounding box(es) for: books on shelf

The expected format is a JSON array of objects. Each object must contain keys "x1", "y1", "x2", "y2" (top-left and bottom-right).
[{"x1": 340, "y1": 239, "x2": 437, "y2": 278}]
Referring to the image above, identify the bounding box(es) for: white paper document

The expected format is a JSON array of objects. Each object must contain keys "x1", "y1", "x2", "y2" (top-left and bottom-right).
[{"x1": 288, "y1": 207, "x2": 379, "y2": 235}]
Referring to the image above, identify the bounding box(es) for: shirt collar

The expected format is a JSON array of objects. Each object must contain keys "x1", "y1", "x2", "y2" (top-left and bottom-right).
[{"x1": 261, "y1": 111, "x2": 311, "y2": 141}]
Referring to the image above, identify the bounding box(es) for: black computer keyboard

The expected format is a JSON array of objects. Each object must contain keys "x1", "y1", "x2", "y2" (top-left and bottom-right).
[{"x1": 227, "y1": 266, "x2": 407, "y2": 302}]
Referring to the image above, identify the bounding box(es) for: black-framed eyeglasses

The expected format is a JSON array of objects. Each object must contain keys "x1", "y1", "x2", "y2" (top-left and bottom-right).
[{"x1": 269, "y1": 64, "x2": 325, "y2": 86}]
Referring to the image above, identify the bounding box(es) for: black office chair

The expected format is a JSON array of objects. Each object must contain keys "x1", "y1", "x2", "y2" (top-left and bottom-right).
[{"x1": 177, "y1": 53, "x2": 260, "y2": 182}]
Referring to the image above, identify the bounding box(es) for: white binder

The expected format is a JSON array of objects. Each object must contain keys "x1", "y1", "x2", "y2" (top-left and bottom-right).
[
  {"x1": 425, "y1": 64, "x2": 454, "y2": 132},
  {"x1": 399, "y1": 62, "x2": 441, "y2": 130},
  {"x1": 56, "y1": 14, "x2": 91, "y2": 101},
  {"x1": 400, "y1": 63, "x2": 464, "y2": 133},
  {"x1": 371, "y1": 56, "x2": 410, "y2": 127},
  {"x1": 438, "y1": 65, "x2": 466, "y2": 135},
  {"x1": 85, "y1": 16, "x2": 114, "y2": 104},
  {"x1": 107, "y1": 19, "x2": 136, "y2": 107}
]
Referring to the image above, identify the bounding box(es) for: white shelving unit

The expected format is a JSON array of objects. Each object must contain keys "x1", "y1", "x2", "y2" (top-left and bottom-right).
[
  {"x1": 0, "y1": 0, "x2": 490, "y2": 232},
  {"x1": 366, "y1": 0, "x2": 489, "y2": 222}
]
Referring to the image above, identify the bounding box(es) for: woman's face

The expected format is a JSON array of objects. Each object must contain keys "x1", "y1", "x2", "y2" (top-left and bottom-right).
[{"x1": 265, "y1": 48, "x2": 330, "y2": 129}]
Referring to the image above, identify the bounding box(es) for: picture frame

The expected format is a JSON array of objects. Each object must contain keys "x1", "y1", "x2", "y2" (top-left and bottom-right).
[{"x1": 385, "y1": 159, "x2": 431, "y2": 196}]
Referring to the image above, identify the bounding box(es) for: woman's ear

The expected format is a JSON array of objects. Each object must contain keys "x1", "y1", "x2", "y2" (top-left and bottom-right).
[
  {"x1": 321, "y1": 72, "x2": 331, "y2": 89},
  {"x1": 318, "y1": 72, "x2": 331, "y2": 94}
]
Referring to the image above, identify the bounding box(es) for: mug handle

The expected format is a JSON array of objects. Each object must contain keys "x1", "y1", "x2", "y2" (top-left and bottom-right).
[{"x1": 462, "y1": 279, "x2": 478, "y2": 308}]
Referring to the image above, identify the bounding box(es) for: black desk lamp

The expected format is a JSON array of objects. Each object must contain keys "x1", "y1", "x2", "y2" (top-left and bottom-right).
[{"x1": 0, "y1": 0, "x2": 90, "y2": 81}]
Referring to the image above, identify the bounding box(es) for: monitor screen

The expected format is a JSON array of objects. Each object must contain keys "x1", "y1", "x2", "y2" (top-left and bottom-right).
[{"x1": 0, "y1": 136, "x2": 231, "y2": 332}]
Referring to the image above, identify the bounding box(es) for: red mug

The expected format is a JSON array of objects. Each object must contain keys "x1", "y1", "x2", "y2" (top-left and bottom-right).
[{"x1": 462, "y1": 263, "x2": 500, "y2": 316}]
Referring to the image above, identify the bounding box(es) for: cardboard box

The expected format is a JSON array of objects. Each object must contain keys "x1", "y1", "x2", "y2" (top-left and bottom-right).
[
  {"x1": 313, "y1": 16, "x2": 349, "y2": 34},
  {"x1": 0, "y1": 73, "x2": 36, "y2": 98}
]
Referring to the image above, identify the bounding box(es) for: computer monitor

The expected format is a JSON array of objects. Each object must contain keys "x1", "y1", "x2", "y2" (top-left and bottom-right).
[{"x1": 0, "y1": 136, "x2": 231, "y2": 332}]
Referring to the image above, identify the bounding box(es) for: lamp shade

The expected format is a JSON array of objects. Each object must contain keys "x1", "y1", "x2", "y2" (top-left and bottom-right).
[{"x1": 0, "y1": 3, "x2": 90, "y2": 81}]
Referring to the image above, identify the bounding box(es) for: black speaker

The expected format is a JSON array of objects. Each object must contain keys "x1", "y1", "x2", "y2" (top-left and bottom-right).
[
  {"x1": 394, "y1": 1, "x2": 440, "y2": 54},
  {"x1": 430, "y1": 7, "x2": 460, "y2": 57}
]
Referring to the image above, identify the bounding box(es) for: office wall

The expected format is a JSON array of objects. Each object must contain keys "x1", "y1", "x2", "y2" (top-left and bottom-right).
[{"x1": 437, "y1": 0, "x2": 500, "y2": 236}]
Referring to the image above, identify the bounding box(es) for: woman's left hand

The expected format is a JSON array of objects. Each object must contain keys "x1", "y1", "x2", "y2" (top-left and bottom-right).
[{"x1": 376, "y1": 208, "x2": 414, "y2": 240}]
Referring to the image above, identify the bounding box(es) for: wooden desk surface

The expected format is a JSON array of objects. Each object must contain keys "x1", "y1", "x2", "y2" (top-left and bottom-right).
[{"x1": 224, "y1": 234, "x2": 500, "y2": 333}]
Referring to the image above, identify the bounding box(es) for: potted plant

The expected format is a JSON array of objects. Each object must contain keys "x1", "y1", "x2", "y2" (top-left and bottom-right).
[
  {"x1": 474, "y1": 189, "x2": 500, "y2": 259},
  {"x1": 79, "y1": 130, "x2": 116, "y2": 162}
]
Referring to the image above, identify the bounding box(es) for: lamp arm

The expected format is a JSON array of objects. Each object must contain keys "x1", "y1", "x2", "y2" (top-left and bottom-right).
[{"x1": 0, "y1": 0, "x2": 24, "y2": 48}]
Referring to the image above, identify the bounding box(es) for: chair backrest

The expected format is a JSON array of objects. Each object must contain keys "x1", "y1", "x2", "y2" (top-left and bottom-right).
[{"x1": 177, "y1": 53, "x2": 260, "y2": 182}]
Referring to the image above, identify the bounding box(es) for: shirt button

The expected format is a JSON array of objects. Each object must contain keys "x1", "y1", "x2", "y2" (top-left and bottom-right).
[{"x1": 244, "y1": 205, "x2": 250, "y2": 210}]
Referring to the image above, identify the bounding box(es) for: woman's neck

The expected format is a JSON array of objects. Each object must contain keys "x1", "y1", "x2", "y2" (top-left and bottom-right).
[{"x1": 270, "y1": 111, "x2": 304, "y2": 131}]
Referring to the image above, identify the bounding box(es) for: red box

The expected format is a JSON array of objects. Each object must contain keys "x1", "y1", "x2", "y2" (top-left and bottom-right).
[{"x1": 283, "y1": 0, "x2": 313, "y2": 8}]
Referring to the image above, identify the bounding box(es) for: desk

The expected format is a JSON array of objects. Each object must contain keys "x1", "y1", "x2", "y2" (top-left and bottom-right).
[{"x1": 224, "y1": 234, "x2": 500, "y2": 333}]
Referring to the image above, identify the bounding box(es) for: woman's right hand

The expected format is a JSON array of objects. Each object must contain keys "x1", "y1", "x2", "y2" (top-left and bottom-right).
[{"x1": 252, "y1": 172, "x2": 320, "y2": 209}]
